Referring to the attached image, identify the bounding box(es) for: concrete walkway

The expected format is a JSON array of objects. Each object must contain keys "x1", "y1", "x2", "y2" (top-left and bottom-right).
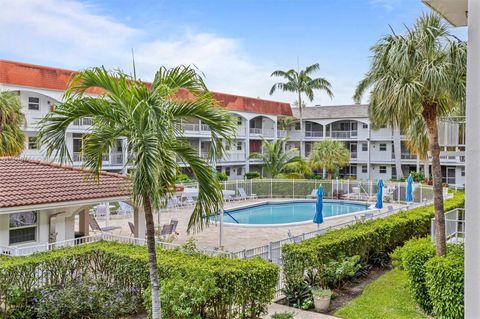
[{"x1": 266, "y1": 303, "x2": 340, "y2": 319}]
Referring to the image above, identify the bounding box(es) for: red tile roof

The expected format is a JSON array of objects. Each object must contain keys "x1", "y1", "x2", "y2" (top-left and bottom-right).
[
  {"x1": 0, "y1": 60, "x2": 292, "y2": 116},
  {"x1": 0, "y1": 157, "x2": 131, "y2": 209}
]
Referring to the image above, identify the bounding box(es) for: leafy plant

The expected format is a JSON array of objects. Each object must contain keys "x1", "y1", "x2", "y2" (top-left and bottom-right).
[
  {"x1": 311, "y1": 287, "x2": 332, "y2": 299},
  {"x1": 282, "y1": 282, "x2": 312, "y2": 308},
  {"x1": 175, "y1": 173, "x2": 191, "y2": 183},
  {"x1": 324, "y1": 255, "x2": 362, "y2": 288},
  {"x1": 245, "y1": 171, "x2": 260, "y2": 179},
  {"x1": 271, "y1": 311, "x2": 296, "y2": 319},
  {"x1": 216, "y1": 171, "x2": 228, "y2": 181}
]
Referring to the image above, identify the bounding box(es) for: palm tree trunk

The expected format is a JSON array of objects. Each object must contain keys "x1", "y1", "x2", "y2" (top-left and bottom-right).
[
  {"x1": 423, "y1": 106, "x2": 446, "y2": 256},
  {"x1": 298, "y1": 92, "x2": 304, "y2": 158},
  {"x1": 143, "y1": 194, "x2": 162, "y2": 318},
  {"x1": 393, "y1": 124, "x2": 404, "y2": 179}
]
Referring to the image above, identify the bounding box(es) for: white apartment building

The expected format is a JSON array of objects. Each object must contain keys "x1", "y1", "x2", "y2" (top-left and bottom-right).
[{"x1": 0, "y1": 60, "x2": 466, "y2": 186}]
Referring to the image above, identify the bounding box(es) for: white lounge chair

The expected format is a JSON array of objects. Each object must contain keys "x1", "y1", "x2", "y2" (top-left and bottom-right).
[
  {"x1": 118, "y1": 201, "x2": 133, "y2": 217},
  {"x1": 238, "y1": 187, "x2": 257, "y2": 200},
  {"x1": 94, "y1": 204, "x2": 107, "y2": 218}
]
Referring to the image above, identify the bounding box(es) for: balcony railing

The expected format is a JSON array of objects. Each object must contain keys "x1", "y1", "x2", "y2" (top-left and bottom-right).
[
  {"x1": 305, "y1": 131, "x2": 324, "y2": 138},
  {"x1": 72, "y1": 117, "x2": 93, "y2": 126},
  {"x1": 73, "y1": 151, "x2": 122, "y2": 165},
  {"x1": 431, "y1": 208, "x2": 465, "y2": 243},
  {"x1": 200, "y1": 151, "x2": 246, "y2": 162},
  {"x1": 277, "y1": 130, "x2": 288, "y2": 138},
  {"x1": 181, "y1": 123, "x2": 211, "y2": 134},
  {"x1": 328, "y1": 130, "x2": 358, "y2": 139},
  {"x1": 249, "y1": 128, "x2": 274, "y2": 137}
]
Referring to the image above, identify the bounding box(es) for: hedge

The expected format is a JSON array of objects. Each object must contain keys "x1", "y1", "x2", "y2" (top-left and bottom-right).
[
  {"x1": 0, "y1": 241, "x2": 278, "y2": 319},
  {"x1": 393, "y1": 238, "x2": 464, "y2": 319},
  {"x1": 282, "y1": 191, "x2": 464, "y2": 288}
]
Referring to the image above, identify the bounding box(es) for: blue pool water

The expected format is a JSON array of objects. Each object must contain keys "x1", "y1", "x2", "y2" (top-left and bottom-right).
[{"x1": 223, "y1": 201, "x2": 368, "y2": 225}]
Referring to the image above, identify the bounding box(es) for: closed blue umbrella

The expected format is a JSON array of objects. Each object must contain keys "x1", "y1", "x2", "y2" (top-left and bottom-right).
[
  {"x1": 313, "y1": 186, "x2": 324, "y2": 225},
  {"x1": 375, "y1": 179, "x2": 384, "y2": 209},
  {"x1": 406, "y1": 174, "x2": 414, "y2": 202}
]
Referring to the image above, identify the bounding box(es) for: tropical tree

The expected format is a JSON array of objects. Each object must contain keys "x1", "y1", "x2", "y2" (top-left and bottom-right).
[
  {"x1": 250, "y1": 138, "x2": 302, "y2": 178},
  {"x1": 353, "y1": 13, "x2": 467, "y2": 256},
  {"x1": 37, "y1": 66, "x2": 235, "y2": 319},
  {"x1": 269, "y1": 63, "x2": 333, "y2": 156},
  {"x1": 0, "y1": 91, "x2": 25, "y2": 156},
  {"x1": 308, "y1": 140, "x2": 350, "y2": 179}
]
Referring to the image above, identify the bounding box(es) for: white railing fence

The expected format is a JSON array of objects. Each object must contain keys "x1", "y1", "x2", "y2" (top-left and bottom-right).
[
  {"x1": 431, "y1": 208, "x2": 465, "y2": 243},
  {"x1": 0, "y1": 233, "x2": 229, "y2": 257}
]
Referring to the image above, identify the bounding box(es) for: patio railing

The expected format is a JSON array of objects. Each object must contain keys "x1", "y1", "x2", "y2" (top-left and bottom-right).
[
  {"x1": 0, "y1": 233, "x2": 229, "y2": 257},
  {"x1": 431, "y1": 208, "x2": 465, "y2": 243}
]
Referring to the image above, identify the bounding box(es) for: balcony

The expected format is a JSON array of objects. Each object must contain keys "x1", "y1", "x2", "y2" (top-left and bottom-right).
[
  {"x1": 249, "y1": 128, "x2": 274, "y2": 138},
  {"x1": 305, "y1": 130, "x2": 324, "y2": 138},
  {"x1": 73, "y1": 151, "x2": 123, "y2": 165},
  {"x1": 200, "y1": 151, "x2": 246, "y2": 162},
  {"x1": 350, "y1": 152, "x2": 357, "y2": 159},
  {"x1": 328, "y1": 130, "x2": 358, "y2": 139}
]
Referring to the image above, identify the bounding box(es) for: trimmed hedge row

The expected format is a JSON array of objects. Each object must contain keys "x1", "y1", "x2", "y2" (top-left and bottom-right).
[
  {"x1": 393, "y1": 238, "x2": 464, "y2": 319},
  {"x1": 0, "y1": 241, "x2": 278, "y2": 319},
  {"x1": 282, "y1": 191, "x2": 464, "y2": 288}
]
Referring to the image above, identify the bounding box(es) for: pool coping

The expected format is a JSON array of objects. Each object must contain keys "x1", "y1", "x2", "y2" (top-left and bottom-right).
[{"x1": 222, "y1": 199, "x2": 378, "y2": 228}]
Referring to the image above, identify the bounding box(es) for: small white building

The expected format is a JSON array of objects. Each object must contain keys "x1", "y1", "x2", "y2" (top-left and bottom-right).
[{"x1": 0, "y1": 157, "x2": 144, "y2": 255}]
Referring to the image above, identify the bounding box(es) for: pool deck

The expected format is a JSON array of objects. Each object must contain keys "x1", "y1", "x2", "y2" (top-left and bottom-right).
[{"x1": 100, "y1": 199, "x2": 404, "y2": 253}]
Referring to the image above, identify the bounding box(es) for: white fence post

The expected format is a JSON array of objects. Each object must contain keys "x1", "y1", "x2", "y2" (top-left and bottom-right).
[
  {"x1": 397, "y1": 182, "x2": 401, "y2": 203},
  {"x1": 420, "y1": 183, "x2": 423, "y2": 203}
]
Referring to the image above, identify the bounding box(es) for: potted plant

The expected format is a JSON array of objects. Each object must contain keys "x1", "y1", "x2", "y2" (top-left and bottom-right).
[{"x1": 312, "y1": 287, "x2": 332, "y2": 312}]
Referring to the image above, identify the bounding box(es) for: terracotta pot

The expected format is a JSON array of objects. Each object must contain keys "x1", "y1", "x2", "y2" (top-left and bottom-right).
[{"x1": 313, "y1": 295, "x2": 331, "y2": 312}]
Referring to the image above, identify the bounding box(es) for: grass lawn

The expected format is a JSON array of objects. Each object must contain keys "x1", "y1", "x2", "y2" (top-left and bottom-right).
[{"x1": 335, "y1": 268, "x2": 428, "y2": 319}]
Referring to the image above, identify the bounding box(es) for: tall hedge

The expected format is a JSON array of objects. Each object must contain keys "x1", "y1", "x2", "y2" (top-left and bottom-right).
[
  {"x1": 0, "y1": 241, "x2": 278, "y2": 319},
  {"x1": 282, "y1": 191, "x2": 464, "y2": 287}
]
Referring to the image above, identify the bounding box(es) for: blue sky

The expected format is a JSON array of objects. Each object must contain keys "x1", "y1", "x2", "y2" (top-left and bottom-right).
[{"x1": 0, "y1": 0, "x2": 467, "y2": 105}]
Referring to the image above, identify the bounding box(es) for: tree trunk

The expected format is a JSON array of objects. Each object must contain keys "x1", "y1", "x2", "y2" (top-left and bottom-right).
[
  {"x1": 423, "y1": 158, "x2": 429, "y2": 179},
  {"x1": 327, "y1": 170, "x2": 333, "y2": 180},
  {"x1": 298, "y1": 92, "x2": 304, "y2": 158},
  {"x1": 392, "y1": 124, "x2": 404, "y2": 179},
  {"x1": 143, "y1": 194, "x2": 162, "y2": 318},
  {"x1": 423, "y1": 106, "x2": 446, "y2": 256}
]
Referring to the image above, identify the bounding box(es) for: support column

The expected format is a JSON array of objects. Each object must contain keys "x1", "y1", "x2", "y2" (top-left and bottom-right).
[
  {"x1": 79, "y1": 209, "x2": 90, "y2": 237},
  {"x1": 133, "y1": 206, "x2": 146, "y2": 238},
  {"x1": 466, "y1": 0, "x2": 480, "y2": 317}
]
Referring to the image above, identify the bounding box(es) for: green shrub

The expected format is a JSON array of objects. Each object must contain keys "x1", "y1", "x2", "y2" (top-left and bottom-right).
[
  {"x1": 425, "y1": 246, "x2": 464, "y2": 319},
  {"x1": 323, "y1": 255, "x2": 362, "y2": 288},
  {"x1": 0, "y1": 242, "x2": 278, "y2": 319},
  {"x1": 245, "y1": 171, "x2": 260, "y2": 179},
  {"x1": 282, "y1": 192, "x2": 464, "y2": 292},
  {"x1": 216, "y1": 171, "x2": 229, "y2": 181},
  {"x1": 271, "y1": 311, "x2": 296, "y2": 319},
  {"x1": 391, "y1": 237, "x2": 436, "y2": 313},
  {"x1": 175, "y1": 173, "x2": 191, "y2": 183}
]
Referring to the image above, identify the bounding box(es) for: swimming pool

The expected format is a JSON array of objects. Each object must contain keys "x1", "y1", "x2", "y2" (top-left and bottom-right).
[{"x1": 222, "y1": 200, "x2": 368, "y2": 226}]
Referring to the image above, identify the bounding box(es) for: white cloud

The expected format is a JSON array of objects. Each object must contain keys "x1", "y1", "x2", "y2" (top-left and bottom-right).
[{"x1": 0, "y1": 0, "x2": 356, "y2": 105}]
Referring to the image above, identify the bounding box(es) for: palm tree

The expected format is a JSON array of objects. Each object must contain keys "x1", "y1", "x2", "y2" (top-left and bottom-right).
[
  {"x1": 250, "y1": 138, "x2": 302, "y2": 178},
  {"x1": 0, "y1": 91, "x2": 26, "y2": 156},
  {"x1": 353, "y1": 13, "x2": 467, "y2": 256},
  {"x1": 37, "y1": 66, "x2": 235, "y2": 319},
  {"x1": 308, "y1": 140, "x2": 350, "y2": 179},
  {"x1": 269, "y1": 64, "x2": 333, "y2": 156}
]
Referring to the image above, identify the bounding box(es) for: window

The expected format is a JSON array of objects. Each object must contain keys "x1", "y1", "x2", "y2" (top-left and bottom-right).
[
  {"x1": 362, "y1": 123, "x2": 368, "y2": 129},
  {"x1": 362, "y1": 166, "x2": 367, "y2": 173},
  {"x1": 379, "y1": 166, "x2": 387, "y2": 174},
  {"x1": 28, "y1": 136, "x2": 38, "y2": 150},
  {"x1": 237, "y1": 117, "x2": 242, "y2": 125},
  {"x1": 237, "y1": 167, "x2": 243, "y2": 176},
  {"x1": 461, "y1": 167, "x2": 465, "y2": 177},
  {"x1": 28, "y1": 97, "x2": 40, "y2": 110},
  {"x1": 225, "y1": 167, "x2": 231, "y2": 177},
  {"x1": 9, "y1": 211, "x2": 38, "y2": 244},
  {"x1": 362, "y1": 143, "x2": 368, "y2": 151},
  {"x1": 73, "y1": 133, "x2": 83, "y2": 161},
  {"x1": 379, "y1": 143, "x2": 387, "y2": 151},
  {"x1": 236, "y1": 142, "x2": 243, "y2": 151}
]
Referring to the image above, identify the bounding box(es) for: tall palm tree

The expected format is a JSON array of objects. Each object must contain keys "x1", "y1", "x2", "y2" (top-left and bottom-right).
[
  {"x1": 37, "y1": 66, "x2": 235, "y2": 319},
  {"x1": 308, "y1": 140, "x2": 350, "y2": 179},
  {"x1": 354, "y1": 13, "x2": 467, "y2": 256},
  {"x1": 0, "y1": 91, "x2": 26, "y2": 156},
  {"x1": 269, "y1": 64, "x2": 333, "y2": 156},
  {"x1": 250, "y1": 138, "x2": 301, "y2": 178}
]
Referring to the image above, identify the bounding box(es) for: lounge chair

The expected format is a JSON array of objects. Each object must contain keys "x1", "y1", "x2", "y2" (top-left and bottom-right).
[
  {"x1": 118, "y1": 202, "x2": 133, "y2": 217},
  {"x1": 167, "y1": 196, "x2": 182, "y2": 209},
  {"x1": 128, "y1": 221, "x2": 135, "y2": 237},
  {"x1": 184, "y1": 195, "x2": 196, "y2": 206},
  {"x1": 158, "y1": 224, "x2": 173, "y2": 238},
  {"x1": 170, "y1": 219, "x2": 179, "y2": 235},
  {"x1": 238, "y1": 187, "x2": 257, "y2": 200},
  {"x1": 89, "y1": 214, "x2": 121, "y2": 232},
  {"x1": 307, "y1": 189, "x2": 317, "y2": 198},
  {"x1": 94, "y1": 204, "x2": 107, "y2": 218}
]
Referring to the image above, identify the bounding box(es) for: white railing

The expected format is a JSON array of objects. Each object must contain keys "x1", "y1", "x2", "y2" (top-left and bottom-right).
[
  {"x1": 0, "y1": 233, "x2": 228, "y2": 257},
  {"x1": 328, "y1": 130, "x2": 358, "y2": 139},
  {"x1": 72, "y1": 117, "x2": 93, "y2": 126},
  {"x1": 305, "y1": 130, "x2": 324, "y2": 138},
  {"x1": 277, "y1": 130, "x2": 288, "y2": 138},
  {"x1": 181, "y1": 123, "x2": 211, "y2": 134},
  {"x1": 431, "y1": 208, "x2": 465, "y2": 243},
  {"x1": 249, "y1": 128, "x2": 275, "y2": 137}
]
